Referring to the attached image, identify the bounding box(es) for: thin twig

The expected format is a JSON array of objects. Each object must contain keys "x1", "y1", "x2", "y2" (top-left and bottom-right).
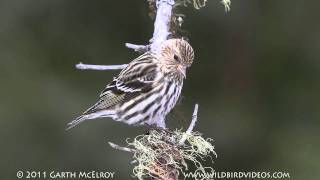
[
  {"x1": 125, "y1": 43, "x2": 149, "y2": 53},
  {"x1": 179, "y1": 104, "x2": 199, "y2": 145},
  {"x1": 75, "y1": 62, "x2": 127, "y2": 70},
  {"x1": 108, "y1": 142, "x2": 135, "y2": 153},
  {"x1": 187, "y1": 104, "x2": 199, "y2": 133}
]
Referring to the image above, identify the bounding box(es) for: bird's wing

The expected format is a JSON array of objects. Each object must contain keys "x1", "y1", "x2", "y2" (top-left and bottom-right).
[
  {"x1": 100, "y1": 52, "x2": 159, "y2": 96},
  {"x1": 80, "y1": 53, "x2": 160, "y2": 115}
]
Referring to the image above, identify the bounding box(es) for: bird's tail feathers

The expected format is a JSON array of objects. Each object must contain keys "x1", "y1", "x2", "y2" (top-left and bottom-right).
[{"x1": 66, "y1": 110, "x2": 116, "y2": 130}]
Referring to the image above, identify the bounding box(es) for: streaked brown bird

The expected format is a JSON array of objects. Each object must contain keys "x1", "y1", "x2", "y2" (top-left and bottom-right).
[{"x1": 67, "y1": 38, "x2": 194, "y2": 130}]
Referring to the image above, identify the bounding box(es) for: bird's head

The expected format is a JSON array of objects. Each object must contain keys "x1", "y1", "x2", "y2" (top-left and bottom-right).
[{"x1": 158, "y1": 38, "x2": 194, "y2": 78}]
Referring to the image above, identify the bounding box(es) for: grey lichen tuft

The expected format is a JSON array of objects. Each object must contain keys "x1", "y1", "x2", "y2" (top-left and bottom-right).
[
  {"x1": 181, "y1": 0, "x2": 208, "y2": 10},
  {"x1": 221, "y1": 0, "x2": 231, "y2": 12},
  {"x1": 127, "y1": 128, "x2": 216, "y2": 180},
  {"x1": 176, "y1": 0, "x2": 231, "y2": 11}
]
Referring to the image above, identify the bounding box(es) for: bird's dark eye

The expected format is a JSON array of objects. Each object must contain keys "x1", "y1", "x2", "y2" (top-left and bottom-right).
[{"x1": 173, "y1": 54, "x2": 179, "y2": 61}]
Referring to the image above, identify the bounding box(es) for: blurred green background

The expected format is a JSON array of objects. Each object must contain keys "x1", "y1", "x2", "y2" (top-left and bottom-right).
[{"x1": 1, "y1": 0, "x2": 319, "y2": 179}]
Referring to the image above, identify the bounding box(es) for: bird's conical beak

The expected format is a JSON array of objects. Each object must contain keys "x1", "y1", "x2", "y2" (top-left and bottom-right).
[{"x1": 177, "y1": 65, "x2": 186, "y2": 78}]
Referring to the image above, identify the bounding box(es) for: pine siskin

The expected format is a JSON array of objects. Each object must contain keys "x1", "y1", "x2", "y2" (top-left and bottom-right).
[{"x1": 67, "y1": 39, "x2": 194, "y2": 130}]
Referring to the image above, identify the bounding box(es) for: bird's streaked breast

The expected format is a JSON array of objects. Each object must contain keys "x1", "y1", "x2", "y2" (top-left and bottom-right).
[{"x1": 117, "y1": 78, "x2": 182, "y2": 125}]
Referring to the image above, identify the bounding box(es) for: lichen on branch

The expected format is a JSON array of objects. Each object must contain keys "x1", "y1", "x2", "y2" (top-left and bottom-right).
[
  {"x1": 108, "y1": 104, "x2": 216, "y2": 179},
  {"x1": 128, "y1": 128, "x2": 216, "y2": 180}
]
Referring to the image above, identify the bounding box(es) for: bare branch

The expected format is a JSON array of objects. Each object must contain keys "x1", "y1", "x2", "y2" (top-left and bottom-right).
[
  {"x1": 150, "y1": 0, "x2": 174, "y2": 52},
  {"x1": 179, "y1": 104, "x2": 199, "y2": 145},
  {"x1": 125, "y1": 43, "x2": 149, "y2": 53},
  {"x1": 187, "y1": 103, "x2": 199, "y2": 133},
  {"x1": 125, "y1": 0, "x2": 173, "y2": 53},
  {"x1": 108, "y1": 142, "x2": 135, "y2": 153},
  {"x1": 75, "y1": 62, "x2": 127, "y2": 70}
]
